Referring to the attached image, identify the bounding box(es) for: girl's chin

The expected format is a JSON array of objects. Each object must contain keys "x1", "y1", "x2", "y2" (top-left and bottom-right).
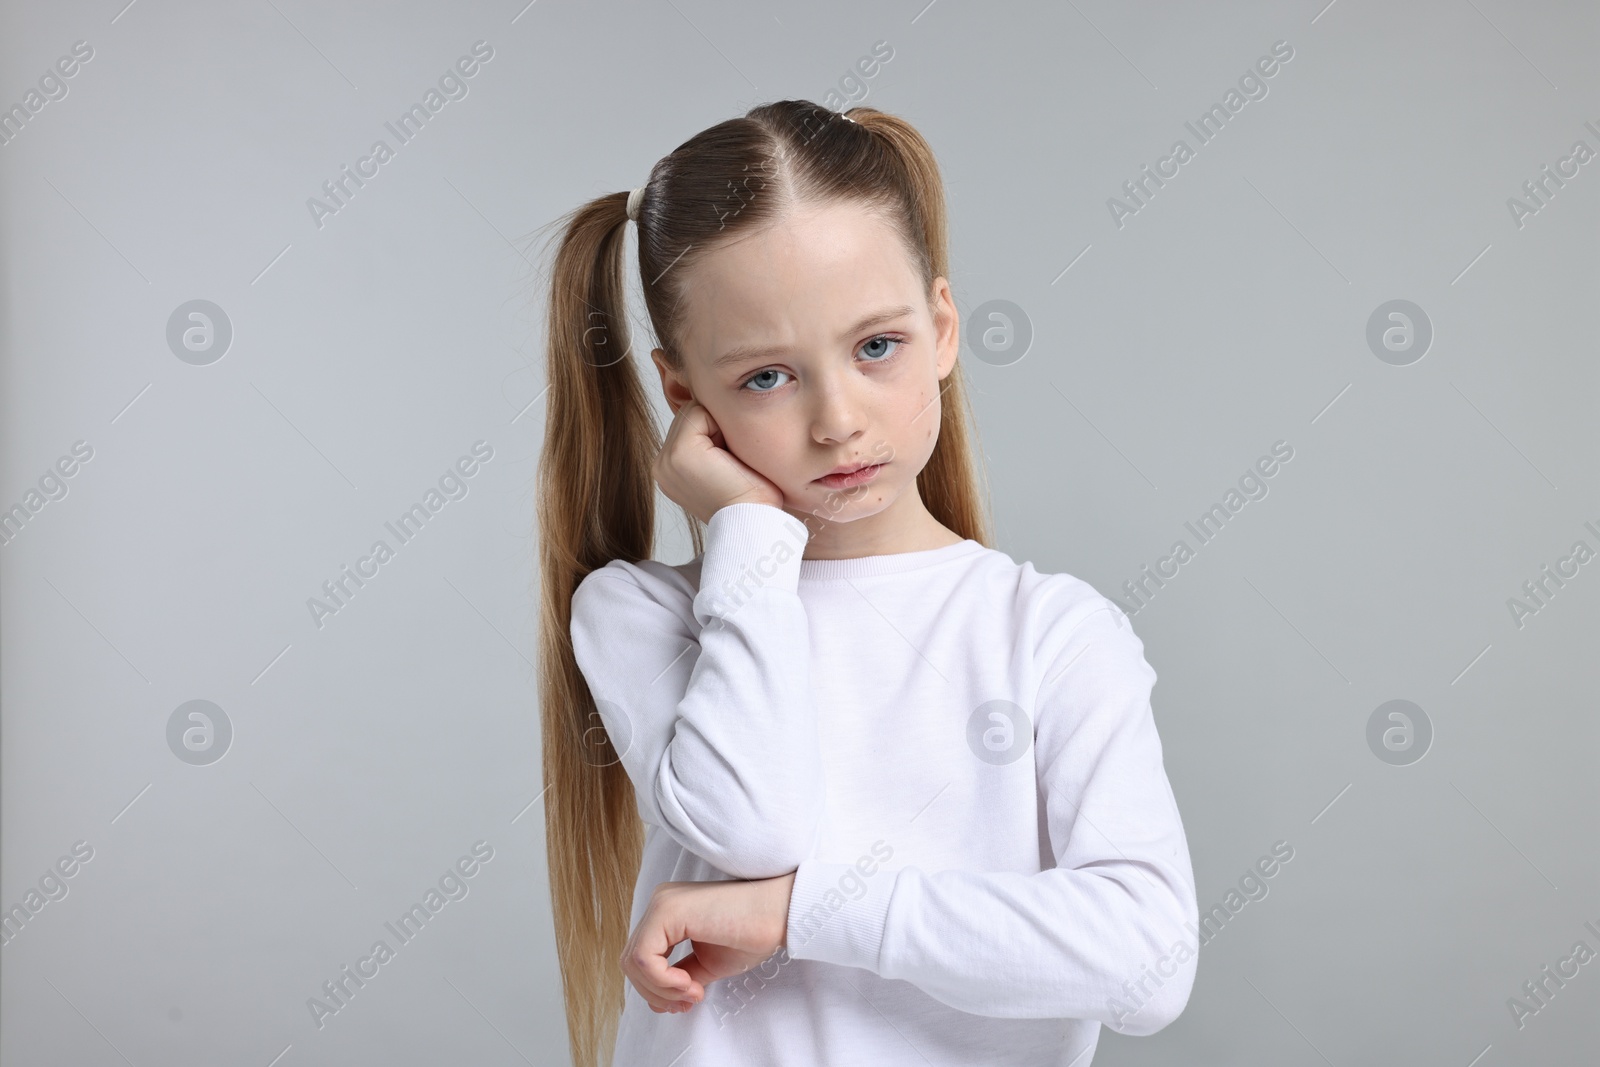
[{"x1": 788, "y1": 481, "x2": 893, "y2": 524}]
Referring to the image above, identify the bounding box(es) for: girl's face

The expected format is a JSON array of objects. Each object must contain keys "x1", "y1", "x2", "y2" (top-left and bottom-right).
[{"x1": 652, "y1": 200, "x2": 960, "y2": 542}]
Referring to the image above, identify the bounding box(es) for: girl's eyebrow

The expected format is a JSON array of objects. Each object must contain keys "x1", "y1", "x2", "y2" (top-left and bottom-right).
[{"x1": 712, "y1": 304, "x2": 916, "y2": 369}]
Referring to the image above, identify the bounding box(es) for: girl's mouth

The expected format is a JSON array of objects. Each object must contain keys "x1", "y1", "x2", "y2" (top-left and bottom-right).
[{"x1": 815, "y1": 463, "x2": 884, "y2": 490}]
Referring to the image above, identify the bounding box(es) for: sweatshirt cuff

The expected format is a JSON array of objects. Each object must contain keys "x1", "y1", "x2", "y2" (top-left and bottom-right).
[
  {"x1": 784, "y1": 859, "x2": 896, "y2": 972},
  {"x1": 695, "y1": 503, "x2": 810, "y2": 621}
]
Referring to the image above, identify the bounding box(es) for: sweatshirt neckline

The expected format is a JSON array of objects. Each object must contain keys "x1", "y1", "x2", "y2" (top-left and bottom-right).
[{"x1": 797, "y1": 538, "x2": 986, "y2": 580}]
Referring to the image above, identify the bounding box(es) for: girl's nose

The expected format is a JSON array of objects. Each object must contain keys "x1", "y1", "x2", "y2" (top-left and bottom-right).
[{"x1": 810, "y1": 379, "x2": 868, "y2": 445}]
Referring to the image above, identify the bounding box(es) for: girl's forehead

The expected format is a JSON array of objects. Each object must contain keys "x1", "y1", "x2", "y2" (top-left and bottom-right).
[
  {"x1": 678, "y1": 247, "x2": 924, "y2": 367},
  {"x1": 682, "y1": 209, "x2": 915, "y2": 309}
]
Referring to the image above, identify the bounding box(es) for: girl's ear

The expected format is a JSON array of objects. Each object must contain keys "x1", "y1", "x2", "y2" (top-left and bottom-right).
[
  {"x1": 931, "y1": 278, "x2": 960, "y2": 381},
  {"x1": 652, "y1": 347, "x2": 694, "y2": 415}
]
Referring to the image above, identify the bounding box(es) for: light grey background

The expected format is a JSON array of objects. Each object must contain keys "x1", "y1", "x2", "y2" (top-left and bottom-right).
[{"x1": 2, "y1": 0, "x2": 1596, "y2": 1064}]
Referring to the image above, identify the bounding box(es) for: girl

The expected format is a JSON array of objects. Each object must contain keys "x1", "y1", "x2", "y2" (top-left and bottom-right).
[{"x1": 535, "y1": 100, "x2": 1198, "y2": 1067}]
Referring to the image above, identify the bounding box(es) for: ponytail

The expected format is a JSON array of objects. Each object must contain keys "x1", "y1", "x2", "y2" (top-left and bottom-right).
[{"x1": 533, "y1": 190, "x2": 652, "y2": 1067}]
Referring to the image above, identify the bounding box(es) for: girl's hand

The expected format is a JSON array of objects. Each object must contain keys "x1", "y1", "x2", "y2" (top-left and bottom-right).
[
  {"x1": 653, "y1": 398, "x2": 785, "y2": 526},
  {"x1": 620, "y1": 872, "x2": 796, "y2": 1014}
]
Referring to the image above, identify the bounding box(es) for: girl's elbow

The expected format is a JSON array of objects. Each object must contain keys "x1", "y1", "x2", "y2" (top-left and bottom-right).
[
  {"x1": 1107, "y1": 966, "x2": 1196, "y2": 1036},
  {"x1": 713, "y1": 813, "x2": 819, "y2": 880},
  {"x1": 1120, "y1": 970, "x2": 1195, "y2": 1035},
  {"x1": 716, "y1": 849, "x2": 798, "y2": 882},
  {"x1": 1103, "y1": 908, "x2": 1198, "y2": 1035}
]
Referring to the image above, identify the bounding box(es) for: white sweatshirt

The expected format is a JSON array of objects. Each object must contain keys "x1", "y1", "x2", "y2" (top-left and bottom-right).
[{"x1": 569, "y1": 502, "x2": 1198, "y2": 1066}]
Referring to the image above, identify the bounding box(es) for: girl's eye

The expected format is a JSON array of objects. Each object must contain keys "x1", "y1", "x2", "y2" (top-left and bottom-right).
[
  {"x1": 858, "y1": 334, "x2": 905, "y2": 363},
  {"x1": 738, "y1": 334, "x2": 906, "y2": 393},
  {"x1": 741, "y1": 368, "x2": 791, "y2": 393}
]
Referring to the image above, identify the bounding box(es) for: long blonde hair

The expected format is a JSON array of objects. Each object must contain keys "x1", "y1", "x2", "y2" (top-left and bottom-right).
[{"x1": 532, "y1": 99, "x2": 992, "y2": 1067}]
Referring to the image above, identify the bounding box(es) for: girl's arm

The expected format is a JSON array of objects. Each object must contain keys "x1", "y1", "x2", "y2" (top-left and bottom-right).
[
  {"x1": 570, "y1": 502, "x2": 823, "y2": 881},
  {"x1": 781, "y1": 599, "x2": 1199, "y2": 1035}
]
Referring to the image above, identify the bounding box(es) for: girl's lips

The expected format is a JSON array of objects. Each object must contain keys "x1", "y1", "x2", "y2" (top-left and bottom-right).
[{"x1": 815, "y1": 463, "x2": 884, "y2": 490}]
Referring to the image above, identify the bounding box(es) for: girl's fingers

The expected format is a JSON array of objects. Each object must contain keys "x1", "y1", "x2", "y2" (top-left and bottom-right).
[
  {"x1": 639, "y1": 985, "x2": 693, "y2": 1014},
  {"x1": 622, "y1": 912, "x2": 701, "y2": 1010},
  {"x1": 631, "y1": 963, "x2": 699, "y2": 1014},
  {"x1": 638, "y1": 954, "x2": 701, "y2": 1004},
  {"x1": 698, "y1": 403, "x2": 721, "y2": 439},
  {"x1": 625, "y1": 961, "x2": 686, "y2": 1013},
  {"x1": 672, "y1": 950, "x2": 712, "y2": 997}
]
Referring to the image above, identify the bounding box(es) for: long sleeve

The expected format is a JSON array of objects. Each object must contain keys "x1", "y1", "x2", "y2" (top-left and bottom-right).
[
  {"x1": 569, "y1": 502, "x2": 825, "y2": 881},
  {"x1": 782, "y1": 596, "x2": 1198, "y2": 1035}
]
